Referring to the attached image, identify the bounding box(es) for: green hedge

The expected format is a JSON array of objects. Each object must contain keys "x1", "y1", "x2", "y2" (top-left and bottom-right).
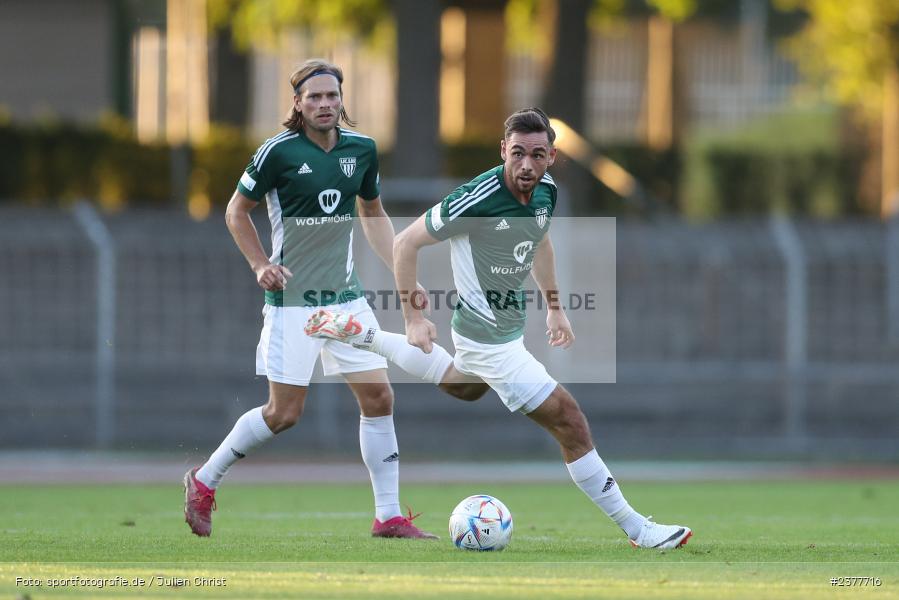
[
  {"x1": 681, "y1": 110, "x2": 865, "y2": 219},
  {"x1": 0, "y1": 122, "x2": 253, "y2": 210}
]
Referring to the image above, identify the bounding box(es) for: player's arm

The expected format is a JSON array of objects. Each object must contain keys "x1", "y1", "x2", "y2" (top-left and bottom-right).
[
  {"x1": 225, "y1": 190, "x2": 293, "y2": 291},
  {"x1": 531, "y1": 234, "x2": 574, "y2": 348},
  {"x1": 357, "y1": 196, "x2": 430, "y2": 310},
  {"x1": 393, "y1": 215, "x2": 442, "y2": 352},
  {"x1": 356, "y1": 196, "x2": 396, "y2": 270}
]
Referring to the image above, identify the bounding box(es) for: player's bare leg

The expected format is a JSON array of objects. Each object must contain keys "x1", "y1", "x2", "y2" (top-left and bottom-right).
[
  {"x1": 344, "y1": 369, "x2": 438, "y2": 540},
  {"x1": 438, "y1": 365, "x2": 490, "y2": 402},
  {"x1": 185, "y1": 382, "x2": 303, "y2": 536},
  {"x1": 527, "y1": 385, "x2": 692, "y2": 550}
]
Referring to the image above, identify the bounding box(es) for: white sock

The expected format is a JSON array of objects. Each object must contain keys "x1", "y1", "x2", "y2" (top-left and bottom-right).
[
  {"x1": 196, "y1": 406, "x2": 274, "y2": 489},
  {"x1": 350, "y1": 327, "x2": 452, "y2": 385},
  {"x1": 359, "y1": 415, "x2": 402, "y2": 521},
  {"x1": 566, "y1": 448, "x2": 647, "y2": 539}
]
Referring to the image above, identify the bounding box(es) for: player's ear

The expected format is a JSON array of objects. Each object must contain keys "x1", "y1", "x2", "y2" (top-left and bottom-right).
[
  {"x1": 547, "y1": 147, "x2": 557, "y2": 167},
  {"x1": 500, "y1": 138, "x2": 507, "y2": 161},
  {"x1": 293, "y1": 93, "x2": 302, "y2": 110}
]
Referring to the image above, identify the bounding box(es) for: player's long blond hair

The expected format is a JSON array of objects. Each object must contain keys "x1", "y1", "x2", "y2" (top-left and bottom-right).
[{"x1": 283, "y1": 59, "x2": 356, "y2": 132}]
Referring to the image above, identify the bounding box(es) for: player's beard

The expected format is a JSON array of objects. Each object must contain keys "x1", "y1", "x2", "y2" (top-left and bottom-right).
[
  {"x1": 305, "y1": 112, "x2": 337, "y2": 134},
  {"x1": 513, "y1": 172, "x2": 539, "y2": 196}
]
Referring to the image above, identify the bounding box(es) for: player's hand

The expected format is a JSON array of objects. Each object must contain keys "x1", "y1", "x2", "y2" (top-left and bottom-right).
[
  {"x1": 405, "y1": 317, "x2": 438, "y2": 354},
  {"x1": 546, "y1": 309, "x2": 574, "y2": 349},
  {"x1": 414, "y1": 281, "x2": 431, "y2": 315},
  {"x1": 254, "y1": 263, "x2": 293, "y2": 291}
]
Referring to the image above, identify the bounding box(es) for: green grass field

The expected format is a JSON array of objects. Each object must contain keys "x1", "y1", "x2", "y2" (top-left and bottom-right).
[{"x1": 2, "y1": 480, "x2": 898, "y2": 599}]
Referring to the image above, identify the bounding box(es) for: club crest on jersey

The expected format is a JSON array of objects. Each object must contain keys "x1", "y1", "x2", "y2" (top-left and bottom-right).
[
  {"x1": 513, "y1": 240, "x2": 534, "y2": 264},
  {"x1": 339, "y1": 157, "x2": 356, "y2": 178},
  {"x1": 536, "y1": 207, "x2": 548, "y2": 229},
  {"x1": 318, "y1": 189, "x2": 342, "y2": 214}
]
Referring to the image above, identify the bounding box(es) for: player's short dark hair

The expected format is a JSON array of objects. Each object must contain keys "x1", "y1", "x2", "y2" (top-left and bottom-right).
[
  {"x1": 504, "y1": 108, "x2": 555, "y2": 145},
  {"x1": 283, "y1": 58, "x2": 356, "y2": 131}
]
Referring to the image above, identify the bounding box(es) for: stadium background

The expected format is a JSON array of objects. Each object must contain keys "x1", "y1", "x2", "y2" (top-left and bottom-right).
[{"x1": 1, "y1": 0, "x2": 898, "y2": 465}]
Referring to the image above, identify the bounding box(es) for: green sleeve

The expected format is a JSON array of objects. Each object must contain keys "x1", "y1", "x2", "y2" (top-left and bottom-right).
[
  {"x1": 236, "y1": 144, "x2": 277, "y2": 201},
  {"x1": 358, "y1": 140, "x2": 381, "y2": 201},
  {"x1": 424, "y1": 186, "x2": 479, "y2": 241}
]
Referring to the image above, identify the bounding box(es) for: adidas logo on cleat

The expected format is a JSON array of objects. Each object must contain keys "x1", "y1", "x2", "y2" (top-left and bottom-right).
[
  {"x1": 382, "y1": 452, "x2": 399, "y2": 463},
  {"x1": 495, "y1": 219, "x2": 510, "y2": 230},
  {"x1": 298, "y1": 163, "x2": 312, "y2": 174},
  {"x1": 602, "y1": 477, "x2": 615, "y2": 493}
]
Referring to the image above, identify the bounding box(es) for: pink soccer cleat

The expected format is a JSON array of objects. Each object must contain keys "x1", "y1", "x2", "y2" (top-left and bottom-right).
[
  {"x1": 183, "y1": 467, "x2": 216, "y2": 537},
  {"x1": 371, "y1": 507, "x2": 439, "y2": 540}
]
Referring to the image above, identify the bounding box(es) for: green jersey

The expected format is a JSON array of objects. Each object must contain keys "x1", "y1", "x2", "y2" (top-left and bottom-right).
[
  {"x1": 236, "y1": 127, "x2": 381, "y2": 307},
  {"x1": 425, "y1": 165, "x2": 557, "y2": 344}
]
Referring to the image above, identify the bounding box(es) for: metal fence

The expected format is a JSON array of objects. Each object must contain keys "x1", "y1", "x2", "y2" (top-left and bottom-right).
[{"x1": 1, "y1": 202, "x2": 897, "y2": 459}]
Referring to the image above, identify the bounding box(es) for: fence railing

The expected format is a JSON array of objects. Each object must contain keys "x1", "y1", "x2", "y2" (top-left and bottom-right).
[{"x1": 1, "y1": 202, "x2": 897, "y2": 457}]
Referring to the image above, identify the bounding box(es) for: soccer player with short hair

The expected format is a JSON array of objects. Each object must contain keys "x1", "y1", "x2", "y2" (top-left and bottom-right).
[
  {"x1": 306, "y1": 108, "x2": 693, "y2": 549},
  {"x1": 184, "y1": 59, "x2": 446, "y2": 539}
]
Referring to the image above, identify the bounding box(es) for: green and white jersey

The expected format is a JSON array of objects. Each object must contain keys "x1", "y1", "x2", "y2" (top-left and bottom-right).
[
  {"x1": 237, "y1": 127, "x2": 380, "y2": 307},
  {"x1": 425, "y1": 165, "x2": 556, "y2": 344}
]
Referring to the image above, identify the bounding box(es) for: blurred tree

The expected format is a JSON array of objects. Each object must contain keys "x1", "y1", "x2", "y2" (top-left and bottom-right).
[
  {"x1": 391, "y1": 0, "x2": 441, "y2": 177},
  {"x1": 207, "y1": 0, "x2": 441, "y2": 176},
  {"x1": 506, "y1": 0, "x2": 697, "y2": 212},
  {"x1": 775, "y1": 0, "x2": 899, "y2": 217},
  {"x1": 507, "y1": 0, "x2": 696, "y2": 140},
  {"x1": 207, "y1": 0, "x2": 388, "y2": 50},
  {"x1": 210, "y1": 24, "x2": 250, "y2": 128}
]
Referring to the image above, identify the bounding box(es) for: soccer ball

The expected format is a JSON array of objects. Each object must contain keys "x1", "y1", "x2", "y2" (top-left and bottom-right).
[{"x1": 448, "y1": 494, "x2": 513, "y2": 551}]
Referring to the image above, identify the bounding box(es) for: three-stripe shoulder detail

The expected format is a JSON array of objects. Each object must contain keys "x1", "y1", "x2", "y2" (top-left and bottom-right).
[
  {"x1": 448, "y1": 176, "x2": 501, "y2": 220},
  {"x1": 339, "y1": 127, "x2": 373, "y2": 140},
  {"x1": 253, "y1": 130, "x2": 298, "y2": 169},
  {"x1": 540, "y1": 173, "x2": 556, "y2": 188}
]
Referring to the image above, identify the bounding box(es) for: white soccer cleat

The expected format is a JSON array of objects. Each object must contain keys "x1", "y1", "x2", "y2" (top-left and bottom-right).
[
  {"x1": 304, "y1": 308, "x2": 363, "y2": 342},
  {"x1": 629, "y1": 517, "x2": 692, "y2": 550}
]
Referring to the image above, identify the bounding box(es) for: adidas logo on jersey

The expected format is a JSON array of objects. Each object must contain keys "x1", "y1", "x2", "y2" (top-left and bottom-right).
[
  {"x1": 298, "y1": 163, "x2": 312, "y2": 174},
  {"x1": 495, "y1": 219, "x2": 510, "y2": 230}
]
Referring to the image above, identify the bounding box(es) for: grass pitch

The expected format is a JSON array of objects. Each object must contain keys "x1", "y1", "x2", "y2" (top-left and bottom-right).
[{"x1": 1, "y1": 480, "x2": 898, "y2": 598}]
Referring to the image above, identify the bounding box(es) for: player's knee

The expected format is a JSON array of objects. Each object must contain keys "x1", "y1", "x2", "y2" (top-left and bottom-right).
[
  {"x1": 562, "y1": 405, "x2": 592, "y2": 447},
  {"x1": 440, "y1": 382, "x2": 489, "y2": 402},
  {"x1": 359, "y1": 385, "x2": 394, "y2": 416},
  {"x1": 459, "y1": 383, "x2": 489, "y2": 401},
  {"x1": 263, "y1": 403, "x2": 304, "y2": 433},
  {"x1": 544, "y1": 392, "x2": 592, "y2": 446}
]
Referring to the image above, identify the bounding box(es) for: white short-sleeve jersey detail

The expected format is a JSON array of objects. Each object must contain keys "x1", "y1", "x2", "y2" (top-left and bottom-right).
[
  {"x1": 339, "y1": 127, "x2": 373, "y2": 140},
  {"x1": 450, "y1": 234, "x2": 497, "y2": 326},
  {"x1": 254, "y1": 131, "x2": 298, "y2": 170},
  {"x1": 429, "y1": 202, "x2": 445, "y2": 231},
  {"x1": 266, "y1": 188, "x2": 284, "y2": 264},
  {"x1": 252, "y1": 130, "x2": 291, "y2": 166},
  {"x1": 240, "y1": 172, "x2": 257, "y2": 191},
  {"x1": 448, "y1": 175, "x2": 500, "y2": 212},
  {"x1": 345, "y1": 228, "x2": 354, "y2": 283},
  {"x1": 449, "y1": 179, "x2": 501, "y2": 221}
]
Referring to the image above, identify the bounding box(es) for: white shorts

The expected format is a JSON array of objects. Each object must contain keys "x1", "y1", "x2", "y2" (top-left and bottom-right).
[
  {"x1": 451, "y1": 330, "x2": 558, "y2": 414},
  {"x1": 255, "y1": 297, "x2": 387, "y2": 386}
]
